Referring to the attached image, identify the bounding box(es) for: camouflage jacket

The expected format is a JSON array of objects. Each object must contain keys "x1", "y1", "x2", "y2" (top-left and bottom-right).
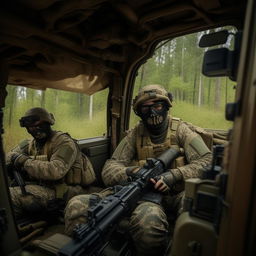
[
  {"x1": 102, "y1": 118, "x2": 212, "y2": 186},
  {"x1": 6, "y1": 131, "x2": 95, "y2": 185}
]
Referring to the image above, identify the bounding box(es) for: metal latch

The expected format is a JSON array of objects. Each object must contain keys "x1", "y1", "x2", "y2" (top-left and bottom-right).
[{"x1": 188, "y1": 241, "x2": 201, "y2": 256}]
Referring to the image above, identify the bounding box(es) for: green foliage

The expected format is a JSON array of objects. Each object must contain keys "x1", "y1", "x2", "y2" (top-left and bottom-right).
[
  {"x1": 168, "y1": 76, "x2": 193, "y2": 101},
  {"x1": 130, "y1": 101, "x2": 232, "y2": 130},
  {"x1": 171, "y1": 101, "x2": 232, "y2": 129},
  {"x1": 130, "y1": 27, "x2": 236, "y2": 130},
  {"x1": 3, "y1": 87, "x2": 108, "y2": 152}
]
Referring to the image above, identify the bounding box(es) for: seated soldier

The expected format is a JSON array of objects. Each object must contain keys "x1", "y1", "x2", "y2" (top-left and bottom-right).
[
  {"x1": 64, "y1": 85, "x2": 212, "y2": 256},
  {"x1": 6, "y1": 107, "x2": 96, "y2": 218}
]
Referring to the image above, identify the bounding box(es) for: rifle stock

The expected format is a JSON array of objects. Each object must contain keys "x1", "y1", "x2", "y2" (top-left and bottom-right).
[
  {"x1": 58, "y1": 147, "x2": 180, "y2": 256},
  {"x1": 13, "y1": 169, "x2": 27, "y2": 195},
  {"x1": 7, "y1": 163, "x2": 27, "y2": 195}
]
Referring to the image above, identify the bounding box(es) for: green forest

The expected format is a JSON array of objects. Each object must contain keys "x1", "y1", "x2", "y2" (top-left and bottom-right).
[
  {"x1": 130, "y1": 29, "x2": 236, "y2": 127},
  {"x1": 3, "y1": 29, "x2": 235, "y2": 152}
]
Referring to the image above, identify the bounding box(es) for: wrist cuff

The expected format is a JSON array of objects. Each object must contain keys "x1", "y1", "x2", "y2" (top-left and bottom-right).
[{"x1": 170, "y1": 168, "x2": 183, "y2": 181}]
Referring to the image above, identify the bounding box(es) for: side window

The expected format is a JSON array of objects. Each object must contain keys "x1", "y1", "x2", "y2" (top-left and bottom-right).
[
  {"x1": 130, "y1": 27, "x2": 236, "y2": 131},
  {"x1": 3, "y1": 86, "x2": 108, "y2": 151}
]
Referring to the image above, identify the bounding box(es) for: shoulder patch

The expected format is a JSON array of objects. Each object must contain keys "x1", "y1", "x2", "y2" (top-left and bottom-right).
[{"x1": 190, "y1": 136, "x2": 211, "y2": 156}]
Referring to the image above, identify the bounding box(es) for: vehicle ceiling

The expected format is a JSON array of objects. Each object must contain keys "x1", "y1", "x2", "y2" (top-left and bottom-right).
[{"x1": 1, "y1": 0, "x2": 246, "y2": 95}]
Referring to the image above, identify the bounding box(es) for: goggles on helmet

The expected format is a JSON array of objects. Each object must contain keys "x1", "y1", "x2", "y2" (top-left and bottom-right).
[
  {"x1": 139, "y1": 101, "x2": 167, "y2": 115},
  {"x1": 19, "y1": 115, "x2": 40, "y2": 127}
]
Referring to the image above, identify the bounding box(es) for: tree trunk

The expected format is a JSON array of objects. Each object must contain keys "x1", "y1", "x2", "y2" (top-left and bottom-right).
[
  {"x1": 181, "y1": 37, "x2": 185, "y2": 81},
  {"x1": 77, "y1": 93, "x2": 84, "y2": 117},
  {"x1": 54, "y1": 90, "x2": 58, "y2": 108},
  {"x1": 41, "y1": 90, "x2": 45, "y2": 108},
  {"x1": 183, "y1": 91, "x2": 186, "y2": 101},
  {"x1": 214, "y1": 77, "x2": 221, "y2": 110},
  {"x1": 8, "y1": 86, "x2": 17, "y2": 127},
  {"x1": 193, "y1": 72, "x2": 197, "y2": 105},
  {"x1": 166, "y1": 42, "x2": 172, "y2": 84},
  {"x1": 27, "y1": 88, "x2": 35, "y2": 106},
  {"x1": 201, "y1": 76, "x2": 204, "y2": 105},
  {"x1": 225, "y1": 77, "x2": 228, "y2": 104},
  {"x1": 207, "y1": 79, "x2": 212, "y2": 106},
  {"x1": 89, "y1": 95, "x2": 93, "y2": 120},
  {"x1": 198, "y1": 74, "x2": 202, "y2": 106}
]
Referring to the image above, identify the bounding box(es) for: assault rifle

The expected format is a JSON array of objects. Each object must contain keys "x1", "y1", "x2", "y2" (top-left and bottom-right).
[
  {"x1": 58, "y1": 147, "x2": 180, "y2": 256},
  {"x1": 6, "y1": 163, "x2": 27, "y2": 195}
]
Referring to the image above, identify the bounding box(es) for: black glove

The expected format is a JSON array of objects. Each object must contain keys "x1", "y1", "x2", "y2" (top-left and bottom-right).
[
  {"x1": 151, "y1": 170, "x2": 179, "y2": 192},
  {"x1": 10, "y1": 152, "x2": 30, "y2": 169}
]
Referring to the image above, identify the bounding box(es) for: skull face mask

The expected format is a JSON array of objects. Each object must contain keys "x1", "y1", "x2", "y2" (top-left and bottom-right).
[{"x1": 138, "y1": 101, "x2": 169, "y2": 133}]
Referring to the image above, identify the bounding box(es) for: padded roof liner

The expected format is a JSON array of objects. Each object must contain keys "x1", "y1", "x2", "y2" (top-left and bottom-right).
[{"x1": 0, "y1": 0, "x2": 246, "y2": 94}]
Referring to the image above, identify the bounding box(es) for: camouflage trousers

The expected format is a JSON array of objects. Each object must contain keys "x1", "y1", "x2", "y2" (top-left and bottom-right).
[
  {"x1": 9, "y1": 185, "x2": 55, "y2": 217},
  {"x1": 9, "y1": 184, "x2": 103, "y2": 218},
  {"x1": 64, "y1": 188, "x2": 184, "y2": 256}
]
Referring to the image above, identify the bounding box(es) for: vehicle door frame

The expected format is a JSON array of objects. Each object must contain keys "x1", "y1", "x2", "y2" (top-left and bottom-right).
[{"x1": 217, "y1": 0, "x2": 256, "y2": 254}]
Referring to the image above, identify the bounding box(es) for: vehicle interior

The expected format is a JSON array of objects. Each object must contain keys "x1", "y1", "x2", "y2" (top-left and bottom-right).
[{"x1": 1, "y1": 0, "x2": 256, "y2": 255}]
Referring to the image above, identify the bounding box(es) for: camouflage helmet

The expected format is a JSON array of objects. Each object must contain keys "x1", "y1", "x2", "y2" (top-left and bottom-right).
[
  {"x1": 19, "y1": 107, "x2": 55, "y2": 127},
  {"x1": 133, "y1": 84, "x2": 172, "y2": 113}
]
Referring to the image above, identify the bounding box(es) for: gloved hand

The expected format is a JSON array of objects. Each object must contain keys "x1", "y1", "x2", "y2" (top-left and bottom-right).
[
  {"x1": 126, "y1": 166, "x2": 140, "y2": 179},
  {"x1": 10, "y1": 152, "x2": 30, "y2": 169},
  {"x1": 150, "y1": 171, "x2": 178, "y2": 192}
]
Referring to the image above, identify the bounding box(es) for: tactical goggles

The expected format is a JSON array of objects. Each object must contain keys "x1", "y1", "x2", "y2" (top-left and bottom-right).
[
  {"x1": 19, "y1": 115, "x2": 40, "y2": 127},
  {"x1": 139, "y1": 101, "x2": 166, "y2": 114}
]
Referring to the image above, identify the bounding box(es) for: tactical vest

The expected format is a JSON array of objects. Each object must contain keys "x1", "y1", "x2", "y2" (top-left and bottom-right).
[
  {"x1": 19, "y1": 131, "x2": 95, "y2": 187},
  {"x1": 134, "y1": 117, "x2": 186, "y2": 168}
]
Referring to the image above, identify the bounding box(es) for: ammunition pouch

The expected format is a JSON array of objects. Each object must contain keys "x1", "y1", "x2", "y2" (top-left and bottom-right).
[
  {"x1": 65, "y1": 153, "x2": 96, "y2": 186},
  {"x1": 55, "y1": 183, "x2": 69, "y2": 199},
  {"x1": 188, "y1": 126, "x2": 228, "y2": 150},
  {"x1": 134, "y1": 117, "x2": 187, "y2": 170},
  {"x1": 31, "y1": 233, "x2": 72, "y2": 255}
]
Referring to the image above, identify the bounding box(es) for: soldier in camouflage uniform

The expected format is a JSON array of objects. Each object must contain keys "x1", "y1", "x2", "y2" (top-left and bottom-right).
[
  {"x1": 64, "y1": 85, "x2": 212, "y2": 255},
  {"x1": 6, "y1": 107, "x2": 96, "y2": 218}
]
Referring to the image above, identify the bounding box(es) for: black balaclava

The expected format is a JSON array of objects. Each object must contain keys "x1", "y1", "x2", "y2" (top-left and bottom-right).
[
  {"x1": 26, "y1": 122, "x2": 53, "y2": 144},
  {"x1": 139, "y1": 102, "x2": 169, "y2": 136}
]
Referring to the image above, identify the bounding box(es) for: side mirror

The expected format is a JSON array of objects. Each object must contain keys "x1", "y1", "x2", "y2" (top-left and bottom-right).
[
  {"x1": 199, "y1": 30, "x2": 229, "y2": 47},
  {"x1": 199, "y1": 30, "x2": 242, "y2": 81},
  {"x1": 202, "y1": 48, "x2": 234, "y2": 79}
]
